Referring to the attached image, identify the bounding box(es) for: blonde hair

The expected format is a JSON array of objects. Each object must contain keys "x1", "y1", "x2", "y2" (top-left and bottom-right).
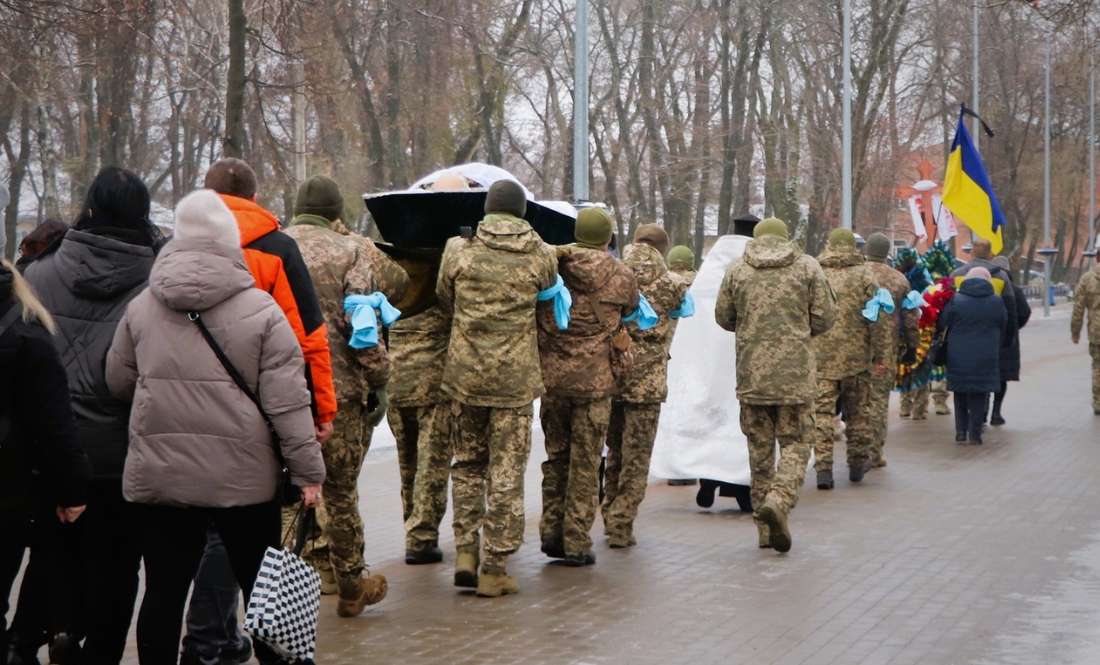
[{"x1": 2, "y1": 259, "x2": 56, "y2": 334}]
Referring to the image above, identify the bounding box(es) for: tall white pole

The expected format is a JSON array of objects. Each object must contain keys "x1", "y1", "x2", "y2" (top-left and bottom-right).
[
  {"x1": 573, "y1": 0, "x2": 589, "y2": 203},
  {"x1": 1043, "y1": 39, "x2": 1053, "y2": 318},
  {"x1": 842, "y1": 0, "x2": 852, "y2": 230},
  {"x1": 973, "y1": 0, "x2": 980, "y2": 151},
  {"x1": 1090, "y1": 49, "x2": 1096, "y2": 253}
]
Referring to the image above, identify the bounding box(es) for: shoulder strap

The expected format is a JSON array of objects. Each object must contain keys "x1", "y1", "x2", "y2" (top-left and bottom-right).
[
  {"x1": 582, "y1": 292, "x2": 613, "y2": 333},
  {"x1": 187, "y1": 311, "x2": 284, "y2": 462},
  {"x1": 0, "y1": 303, "x2": 24, "y2": 338}
]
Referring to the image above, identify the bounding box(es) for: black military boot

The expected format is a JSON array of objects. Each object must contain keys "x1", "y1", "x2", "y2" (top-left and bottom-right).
[
  {"x1": 406, "y1": 540, "x2": 444, "y2": 565},
  {"x1": 816, "y1": 469, "x2": 834, "y2": 490}
]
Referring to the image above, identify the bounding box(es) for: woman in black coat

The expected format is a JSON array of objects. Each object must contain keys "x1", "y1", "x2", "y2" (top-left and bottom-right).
[
  {"x1": 989, "y1": 256, "x2": 1032, "y2": 425},
  {"x1": 1, "y1": 260, "x2": 92, "y2": 663},
  {"x1": 938, "y1": 267, "x2": 1008, "y2": 444}
]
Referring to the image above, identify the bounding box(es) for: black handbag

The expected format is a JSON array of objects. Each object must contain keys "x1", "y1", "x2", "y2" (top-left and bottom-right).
[{"x1": 189, "y1": 311, "x2": 301, "y2": 506}]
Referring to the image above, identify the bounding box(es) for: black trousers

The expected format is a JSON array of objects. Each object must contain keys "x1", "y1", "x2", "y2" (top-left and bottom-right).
[
  {"x1": 1, "y1": 522, "x2": 32, "y2": 656},
  {"x1": 954, "y1": 392, "x2": 989, "y2": 439},
  {"x1": 7, "y1": 502, "x2": 86, "y2": 656},
  {"x1": 132, "y1": 501, "x2": 280, "y2": 665},
  {"x1": 83, "y1": 478, "x2": 143, "y2": 665}
]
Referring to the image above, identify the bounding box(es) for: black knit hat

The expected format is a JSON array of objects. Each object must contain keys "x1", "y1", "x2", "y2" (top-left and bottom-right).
[
  {"x1": 484, "y1": 180, "x2": 527, "y2": 218},
  {"x1": 295, "y1": 175, "x2": 345, "y2": 222}
]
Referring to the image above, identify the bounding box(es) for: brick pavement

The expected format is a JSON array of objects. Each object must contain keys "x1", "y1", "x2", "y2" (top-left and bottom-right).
[{"x1": 8, "y1": 305, "x2": 1100, "y2": 664}]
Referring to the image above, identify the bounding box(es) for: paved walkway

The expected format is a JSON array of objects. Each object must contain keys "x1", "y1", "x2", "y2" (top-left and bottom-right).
[{"x1": 9, "y1": 304, "x2": 1100, "y2": 664}]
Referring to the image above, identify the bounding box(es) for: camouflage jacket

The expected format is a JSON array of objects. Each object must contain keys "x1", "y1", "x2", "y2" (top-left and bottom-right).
[
  {"x1": 814, "y1": 246, "x2": 891, "y2": 380},
  {"x1": 671, "y1": 268, "x2": 697, "y2": 287},
  {"x1": 1072, "y1": 264, "x2": 1100, "y2": 344},
  {"x1": 618, "y1": 243, "x2": 690, "y2": 404},
  {"x1": 330, "y1": 219, "x2": 410, "y2": 303},
  {"x1": 388, "y1": 304, "x2": 452, "y2": 407},
  {"x1": 866, "y1": 260, "x2": 921, "y2": 355},
  {"x1": 715, "y1": 236, "x2": 838, "y2": 405},
  {"x1": 436, "y1": 214, "x2": 558, "y2": 407},
  {"x1": 537, "y1": 247, "x2": 639, "y2": 401},
  {"x1": 285, "y1": 215, "x2": 390, "y2": 400}
]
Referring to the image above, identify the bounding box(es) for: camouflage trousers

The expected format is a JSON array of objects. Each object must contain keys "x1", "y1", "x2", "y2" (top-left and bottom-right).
[
  {"x1": 388, "y1": 403, "x2": 453, "y2": 550},
  {"x1": 740, "y1": 402, "x2": 813, "y2": 524},
  {"x1": 451, "y1": 401, "x2": 533, "y2": 575},
  {"x1": 869, "y1": 365, "x2": 899, "y2": 465},
  {"x1": 539, "y1": 394, "x2": 612, "y2": 557},
  {"x1": 814, "y1": 373, "x2": 873, "y2": 471},
  {"x1": 602, "y1": 401, "x2": 661, "y2": 542},
  {"x1": 282, "y1": 401, "x2": 373, "y2": 585},
  {"x1": 900, "y1": 380, "x2": 950, "y2": 418},
  {"x1": 1091, "y1": 344, "x2": 1100, "y2": 410}
]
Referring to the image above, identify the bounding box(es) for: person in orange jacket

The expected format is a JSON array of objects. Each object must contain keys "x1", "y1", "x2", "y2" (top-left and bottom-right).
[{"x1": 180, "y1": 159, "x2": 336, "y2": 665}]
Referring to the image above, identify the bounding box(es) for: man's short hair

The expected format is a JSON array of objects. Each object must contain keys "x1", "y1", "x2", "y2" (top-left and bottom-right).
[
  {"x1": 204, "y1": 158, "x2": 257, "y2": 200},
  {"x1": 971, "y1": 237, "x2": 993, "y2": 259}
]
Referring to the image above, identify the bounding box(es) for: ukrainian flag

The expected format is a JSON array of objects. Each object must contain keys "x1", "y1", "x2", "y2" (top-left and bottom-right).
[{"x1": 941, "y1": 111, "x2": 1007, "y2": 254}]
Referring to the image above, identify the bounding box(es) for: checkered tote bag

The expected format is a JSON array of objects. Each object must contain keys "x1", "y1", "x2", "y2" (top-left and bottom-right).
[{"x1": 244, "y1": 545, "x2": 321, "y2": 662}]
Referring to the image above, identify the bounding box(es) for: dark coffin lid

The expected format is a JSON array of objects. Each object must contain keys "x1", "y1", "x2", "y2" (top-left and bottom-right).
[{"x1": 363, "y1": 190, "x2": 576, "y2": 249}]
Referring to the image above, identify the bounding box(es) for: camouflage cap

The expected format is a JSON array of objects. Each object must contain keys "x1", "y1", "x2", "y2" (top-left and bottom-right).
[
  {"x1": 828, "y1": 227, "x2": 857, "y2": 249},
  {"x1": 753, "y1": 217, "x2": 789, "y2": 240}
]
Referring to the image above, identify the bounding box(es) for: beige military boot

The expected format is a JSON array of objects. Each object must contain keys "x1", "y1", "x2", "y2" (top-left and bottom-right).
[
  {"x1": 476, "y1": 571, "x2": 519, "y2": 598},
  {"x1": 757, "y1": 524, "x2": 770, "y2": 548},
  {"x1": 336, "y1": 572, "x2": 388, "y2": 617},
  {"x1": 757, "y1": 497, "x2": 792, "y2": 553},
  {"x1": 317, "y1": 567, "x2": 338, "y2": 595},
  {"x1": 454, "y1": 551, "x2": 479, "y2": 588}
]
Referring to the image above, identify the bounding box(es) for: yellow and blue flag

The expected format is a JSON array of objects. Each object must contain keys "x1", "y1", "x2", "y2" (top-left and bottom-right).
[{"x1": 941, "y1": 110, "x2": 1006, "y2": 254}]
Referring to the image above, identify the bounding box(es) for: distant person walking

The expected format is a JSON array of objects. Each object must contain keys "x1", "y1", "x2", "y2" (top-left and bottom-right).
[
  {"x1": 989, "y1": 256, "x2": 1031, "y2": 425},
  {"x1": 938, "y1": 267, "x2": 1007, "y2": 444},
  {"x1": 1072, "y1": 258, "x2": 1100, "y2": 415}
]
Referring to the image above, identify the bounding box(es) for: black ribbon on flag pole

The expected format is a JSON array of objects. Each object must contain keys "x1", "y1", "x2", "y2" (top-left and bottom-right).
[{"x1": 960, "y1": 103, "x2": 995, "y2": 138}]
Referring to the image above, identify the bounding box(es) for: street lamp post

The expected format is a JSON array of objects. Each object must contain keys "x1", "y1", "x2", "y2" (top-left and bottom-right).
[
  {"x1": 573, "y1": 0, "x2": 589, "y2": 204},
  {"x1": 973, "y1": 0, "x2": 980, "y2": 151},
  {"x1": 1038, "y1": 39, "x2": 1059, "y2": 318},
  {"x1": 842, "y1": 0, "x2": 852, "y2": 230}
]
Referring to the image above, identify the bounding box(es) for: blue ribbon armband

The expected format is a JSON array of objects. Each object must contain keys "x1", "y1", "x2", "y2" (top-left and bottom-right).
[
  {"x1": 669, "y1": 291, "x2": 695, "y2": 320},
  {"x1": 901, "y1": 290, "x2": 925, "y2": 310},
  {"x1": 622, "y1": 293, "x2": 659, "y2": 331},
  {"x1": 344, "y1": 293, "x2": 402, "y2": 349},
  {"x1": 537, "y1": 275, "x2": 572, "y2": 330},
  {"x1": 861, "y1": 288, "x2": 896, "y2": 323}
]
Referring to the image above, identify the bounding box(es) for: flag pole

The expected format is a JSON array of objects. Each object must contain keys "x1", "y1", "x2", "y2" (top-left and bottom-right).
[{"x1": 973, "y1": 0, "x2": 980, "y2": 152}]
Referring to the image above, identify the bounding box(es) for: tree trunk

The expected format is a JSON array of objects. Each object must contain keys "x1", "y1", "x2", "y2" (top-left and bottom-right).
[{"x1": 224, "y1": 0, "x2": 247, "y2": 158}]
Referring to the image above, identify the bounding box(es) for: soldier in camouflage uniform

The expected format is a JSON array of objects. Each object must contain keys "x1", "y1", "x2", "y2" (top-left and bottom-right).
[
  {"x1": 602, "y1": 225, "x2": 690, "y2": 549},
  {"x1": 284, "y1": 175, "x2": 395, "y2": 617},
  {"x1": 863, "y1": 234, "x2": 920, "y2": 467},
  {"x1": 715, "y1": 218, "x2": 838, "y2": 552},
  {"x1": 667, "y1": 245, "x2": 697, "y2": 286},
  {"x1": 537, "y1": 208, "x2": 639, "y2": 566},
  {"x1": 436, "y1": 180, "x2": 558, "y2": 597},
  {"x1": 1072, "y1": 260, "x2": 1100, "y2": 414},
  {"x1": 812, "y1": 228, "x2": 891, "y2": 490},
  {"x1": 387, "y1": 175, "x2": 460, "y2": 566}
]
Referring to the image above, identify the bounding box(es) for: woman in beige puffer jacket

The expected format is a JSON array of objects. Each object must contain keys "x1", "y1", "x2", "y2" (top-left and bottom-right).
[{"x1": 106, "y1": 189, "x2": 325, "y2": 665}]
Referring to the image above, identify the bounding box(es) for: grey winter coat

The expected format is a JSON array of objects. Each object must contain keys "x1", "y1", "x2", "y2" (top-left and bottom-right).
[
  {"x1": 24, "y1": 230, "x2": 155, "y2": 478},
  {"x1": 106, "y1": 238, "x2": 325, "y2": 508}
]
